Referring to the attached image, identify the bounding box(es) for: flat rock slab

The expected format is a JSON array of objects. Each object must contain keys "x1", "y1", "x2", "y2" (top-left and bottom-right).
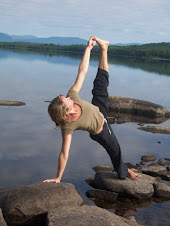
[
  {"x1": 154, "y1": 183, "x2": 170, "y2": 198},
  {"x1": 0, "y1": 100, "x2": 26, "y2": 106},
  {"x1": 47, "y1": 205, "x2": 140, "y2": 226},
  {"x1": 94, "y1": 171, "x2": 156, "y2": 199},
  {"x1": 108, "y1": 96, "x2": 170, "y2": 118},
  {"x1": 142, "y1": 166, "x2": 167, "y2": 177},
  {"x1": 86, "y1": 189, "x2": 118, "y2": 203},
  {"x1": 0, "y1": 209, "x2": 7, "y2": 226},
  {"x1": 138, "y1": 126, "x2": 170, "y2": 135},
  {"x1": 0, "y1": 182, "x2": 83, "y2": 225}
]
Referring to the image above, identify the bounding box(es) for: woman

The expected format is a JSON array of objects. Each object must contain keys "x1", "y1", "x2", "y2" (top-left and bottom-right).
[{"x1": 43, "y1": 36, "x2": 141, "y2": 183}]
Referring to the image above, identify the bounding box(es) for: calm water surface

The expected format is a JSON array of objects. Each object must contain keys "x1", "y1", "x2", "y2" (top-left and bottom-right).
[{"x1": 0, "y1": 49, "x2": 170, "y2": 225}]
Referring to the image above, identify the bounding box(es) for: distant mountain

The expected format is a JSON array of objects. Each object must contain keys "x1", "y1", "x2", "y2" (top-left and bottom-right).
[
  {"x1": 0, "y1": 32, "x2": 143, "y2": 46},
  {"x1": 0, "y1": 33, "x2": 13, "y2": 42},
  {"x1": 0, "y1": 33, "x2": 87, "y2": 45}
]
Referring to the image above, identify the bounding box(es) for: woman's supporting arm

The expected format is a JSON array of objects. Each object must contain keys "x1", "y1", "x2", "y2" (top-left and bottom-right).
[
  {"x1": 43, "y1": 134, "x2": 72, "y2": 183},
  {"x1": 70, "y1": 36, "x2": 96, "y2": 93}
]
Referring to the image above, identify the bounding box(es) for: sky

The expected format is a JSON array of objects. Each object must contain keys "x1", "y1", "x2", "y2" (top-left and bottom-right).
[{"x1": 0, "y1": 0, "x2": 170, "y2": 44}]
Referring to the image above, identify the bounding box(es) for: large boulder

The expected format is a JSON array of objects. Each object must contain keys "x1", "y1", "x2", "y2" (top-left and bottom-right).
[
  {"x1": 0, "y1": 182, "x2": 83, "y2": 225},
  {"x1": 47, "y1": 205, "x2": 140, "y2": 226},
  {"x1": 93, "y1": 171, "x2": 156, "y2": 199},
  {"x1": 0, "y1": 209, "x2": 7, "y2": 226},
  {"x1": 108, "y1": 96, "x2": 170, "y2": 118}
]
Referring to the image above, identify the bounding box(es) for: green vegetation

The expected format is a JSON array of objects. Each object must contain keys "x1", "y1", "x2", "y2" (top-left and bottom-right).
[{"x1": 0, "y1": 41, "x2": 170, "y2": 60}]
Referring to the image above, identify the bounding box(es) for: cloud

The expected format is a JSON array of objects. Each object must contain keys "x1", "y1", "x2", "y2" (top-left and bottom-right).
[{"x1": 0, "y1": 0, "x2": 170, "y2": 43}]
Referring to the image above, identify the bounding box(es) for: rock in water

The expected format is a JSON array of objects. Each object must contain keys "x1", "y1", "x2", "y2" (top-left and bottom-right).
[
  {"x1": 0, "y1": 182, "x2": 83, "y2": 225},
  {"x1": 108, "y1": 96, "x2": 170, "y2": 118},
  {"x1": 154, "y1": 183, "x2": 170, "y2": 198},
  {"x1": 93, "y1": 171, "x2": 156, "y2": 199},
  {"x1": 0, "y1": 100, "x2": 26, "y2": 106},
  {"x1": 141, "y1": 155, "x2": 156, "y2": 162},
  {"x1": 47, "y1": 205, "x2": 140, "y2": 226}
]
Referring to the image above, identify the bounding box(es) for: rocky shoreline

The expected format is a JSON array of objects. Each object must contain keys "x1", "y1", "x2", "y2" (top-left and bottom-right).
[{"x1": 0, "y1": 155, "x2": 169, "y2": 226}]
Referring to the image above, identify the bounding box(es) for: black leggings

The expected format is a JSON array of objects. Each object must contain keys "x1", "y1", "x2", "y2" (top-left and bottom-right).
[{"x1": 90, "y1": 68, "x2": 128, "y2": 179}]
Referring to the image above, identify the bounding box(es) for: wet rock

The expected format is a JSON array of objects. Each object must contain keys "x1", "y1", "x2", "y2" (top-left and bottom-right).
[
  {"x1": 85, "y1": 177, "x2": 96, "y2": 188},
  {"x1": 0, "y1": 209, "x2": 7, "y2": 226},
  {"x1": 148, "y1": 162, "x2": 159, "y2": 166},
  {"x1": 125, "y1": 163, "x2": 138, "y2": 169},
  {"x1": 108, "y1": 96, "x2": 170, "y2": 118},
  {"x1": 141, "y1": 166, "x2": 167, "y2": 178},
  {"x1": 86, "y1": 189, "x2": 118, "y2": 203},
  {"x1": 0, "y1": 182, "x2": 83, "y2": 225},
  {"x1": 93, "y1": 171, "x2": 156, "y2": 199},
  {"x1": 47, "y1": 205, "x2": 140, "y2": 226},
  {"x1": 157, "y1": 141, "x2": 161, "y2": 144},
  {"x1": 93, "y1": 165, "x2": 114, "y2": 172},
  {"x1": 0, "y1": 100, "x2": 26, "y2": 106},
  {"x1": 154, "y1": 183, "x2": 170, "y2": 198},
  {"x1": 141, "y1": 155, "x2": 156, "y2": 162}
]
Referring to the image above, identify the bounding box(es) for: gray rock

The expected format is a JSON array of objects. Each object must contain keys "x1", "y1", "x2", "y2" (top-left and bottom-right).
[
  {"x1": 0, "y1": 209, "x2": 7, "y2": 226},
  {"x1": 93, "y1": 171, "x2": 156, "y2": 199},
  {"x1": 142, "y1": 166, "x2": 167, "y2": 177},
  {"x1": 0, "y1": 100, "x2": 25, "y2": 106},
  {"x1": 0, "y1": 182, "x2": 83, "y2": 225},
  {"x1": 86, "y1": 189, "x2": 118, "y2": 203},
  {"x1": 154, "y1": 182, "x2": 170, "y2": 198},
  {"x1": 85, "y1": 177, "x2": 96, "y2": 188},
  {"x1": 93, "y1": 165, "x2": 114, "y2": 172},
  {"x1": 47, "y1": 205, "x2": 140, "y2": 226},
  {"x1": 141, "y1": 155, "x2": 156, "y2": 162},
  {"x1": 138, "y1": 126, "x2": 170, "y2": 135},
  {"x1": 140, "y1": 161, "x2": 146, "y2": 165},
  {"x1": 108, "y1": 96, "x2": 170, "y2": 118}
]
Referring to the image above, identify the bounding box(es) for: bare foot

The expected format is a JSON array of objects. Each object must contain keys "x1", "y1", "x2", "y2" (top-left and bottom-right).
[
  {"x1": 93, "y1": 36, "x2": 109, "y2": 50},
  {"x1": 128, "y1": 169, "x2": 141, "y2": 180}
]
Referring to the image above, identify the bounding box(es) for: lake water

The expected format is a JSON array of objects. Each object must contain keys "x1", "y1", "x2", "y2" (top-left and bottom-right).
[{"x1": 0, "y1": 49, "x2": 170, "y2": 225}]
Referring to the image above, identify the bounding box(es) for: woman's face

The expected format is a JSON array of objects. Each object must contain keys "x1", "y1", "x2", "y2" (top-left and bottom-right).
[{"x1": 60, "y1": 96, "x2": 73, "y2": 113}]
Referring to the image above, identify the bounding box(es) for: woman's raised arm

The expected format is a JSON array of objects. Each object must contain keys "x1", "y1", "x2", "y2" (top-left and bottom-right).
[{"x1": 70, "y1": 36, "x2": 96, "y2": 93}]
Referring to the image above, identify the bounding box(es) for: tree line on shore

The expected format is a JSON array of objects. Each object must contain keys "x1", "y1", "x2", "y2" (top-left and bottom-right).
[{"x1": 0, "y1": 41, "x2": 170, "y2": 60}]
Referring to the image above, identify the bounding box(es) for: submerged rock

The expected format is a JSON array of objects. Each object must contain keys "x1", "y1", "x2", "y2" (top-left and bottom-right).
[
  {"x1": 47, "y1": 205, "x2": 140, "y2": 226},
  {"x1": 0, "y1": 182, "x2": 83, "y2": 225},
  {"x1": 0, "y1": 209, "x2": 7, "y2": 226},
  {"x1": 93, "y1": 171, "x2": 156, "y2": 199},
  {"x1": 108, "y1": 96, "x2": 170, "y2": 118},
  {"x1": 154, "y1": 183, "x2": 170, "y2": 198},
  {"x1": 0, "y1": 100, "x2": 26, "y2": 106},
  {"x1": 138, "y1": 126, "x2": 170, "y2": 135}
]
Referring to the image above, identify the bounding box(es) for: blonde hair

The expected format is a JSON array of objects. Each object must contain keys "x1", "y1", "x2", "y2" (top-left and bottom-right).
[{"x1": 48, "y1": 95, "x2": 69, "y2": 128}]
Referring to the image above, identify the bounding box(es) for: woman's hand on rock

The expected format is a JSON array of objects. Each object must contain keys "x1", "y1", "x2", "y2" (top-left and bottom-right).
[{"x1": 43, "y1": 178, "x2": 61, "y2": 183}]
